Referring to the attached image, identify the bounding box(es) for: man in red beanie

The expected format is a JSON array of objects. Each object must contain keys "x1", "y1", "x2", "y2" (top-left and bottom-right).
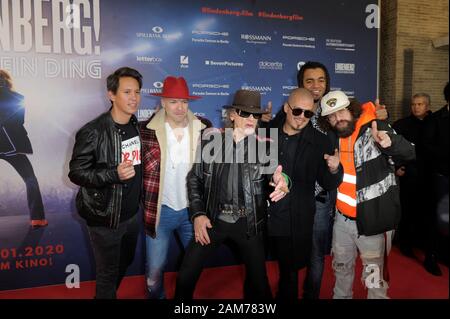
[{"x1": 140, "y1": 76, "x2": 210, "y2": 299}]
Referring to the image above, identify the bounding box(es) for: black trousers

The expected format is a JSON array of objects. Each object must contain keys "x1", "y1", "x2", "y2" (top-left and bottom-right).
[
  {"x1": 270, "y1": 236, "x2": 299, "y2": 300},
  {"x1": 0, "y1": 154, "x2": 45, "y2": 220},
  {"x1": 175, "y1": 218, "x2": 272, "y2": 299},
  {"x1": 87, "y1": 213, "x2": 139, "y2": 299}
]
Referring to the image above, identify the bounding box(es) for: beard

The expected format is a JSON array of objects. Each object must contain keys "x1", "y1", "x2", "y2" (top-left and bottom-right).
[{"x1": 333, "y1": 119, "x2": 356, "y2": 138}]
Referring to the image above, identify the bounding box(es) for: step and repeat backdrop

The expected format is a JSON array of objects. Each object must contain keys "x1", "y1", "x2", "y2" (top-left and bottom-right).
[{"x1": 0, "y1": 0, "x2": 379, "y2": 291}]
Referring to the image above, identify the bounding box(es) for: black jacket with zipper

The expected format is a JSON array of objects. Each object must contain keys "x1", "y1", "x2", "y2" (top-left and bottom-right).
[
  {"x1": 187, "y1": 130, "x2": 275, "y2": 237},
  {"x1": 68, "y1": 112, "x2": 141, "y2": 229}
]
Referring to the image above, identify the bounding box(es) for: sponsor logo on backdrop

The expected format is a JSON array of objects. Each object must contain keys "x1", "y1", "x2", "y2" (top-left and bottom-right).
[
  {"x1": 192, "y1": 30, "x2": 229, "y2": 36},
  {"x1": 326, "y1": 39, "x2": 356, "y2": 51},
  {"x1": 191, "y1": 83, "x2": 230, "y2": 96},
  {"x1": 258, "y1": 61, "x2": 283, "y2": 70},
  {"x1": 241, "y1": 85, "x2": 272, "y2": 95},
  {"x1": 241, "y1": 33, "x2": 272, "y2": 45},
  {"x1": 141, "y1": 82, "x2": 164, "y2": 94},
  {"x1": 205, "y1": 60, "x2": 244, "y2": 67},
  {"x1": 335, "y1": 63, "x2": 355, "y2": 74},
  {"x1": 192, "y1": 30, "x2": 230, "y2": 44},
  {"x1": 136, "y1": 26, "x2": 180, "y2": 40},
  {"x1": 180, "y1": 55, "x2": 189, "y2": 69},
  {"x1": 282, "y1": 85, "x2": 298, "y2": 96},
  {"x1": 297, "y1": 61, "x2": 306, "y2": 70},
  {"x1": 136, "y1": 56, "x2": 163, "y2": 64},
  {"x1": 282, "y1": 35, "x2": 315, "y2": 48}
]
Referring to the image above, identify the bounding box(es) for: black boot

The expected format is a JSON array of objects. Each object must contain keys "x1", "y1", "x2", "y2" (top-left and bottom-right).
[{"x1": 424, "y1": 254, "x2": 442, "y2": 276}]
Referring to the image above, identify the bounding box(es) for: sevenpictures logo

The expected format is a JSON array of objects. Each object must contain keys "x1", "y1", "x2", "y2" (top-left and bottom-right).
[{"x1": 205, "y1": 60, "x2": 244, "y2": 67}]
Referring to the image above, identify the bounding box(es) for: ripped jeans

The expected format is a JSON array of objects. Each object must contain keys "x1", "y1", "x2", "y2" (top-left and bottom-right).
[{"x1": 331, "y1": 211, "x2": 390, "y2": 299}]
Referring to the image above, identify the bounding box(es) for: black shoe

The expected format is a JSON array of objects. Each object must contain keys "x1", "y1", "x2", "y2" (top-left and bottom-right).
[
  {"x1": 424, "y1": 255, "x2": 442, "y2": 276},
  {"x1": 400, "y1": 246, "x2": 415, "y2": 258}
]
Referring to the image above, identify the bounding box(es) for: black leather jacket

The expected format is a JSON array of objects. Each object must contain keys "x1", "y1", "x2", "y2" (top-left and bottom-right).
[
  {"x1": 68, "y1": 112, "x2": 140, "y2": 228},
  {"x1": 187, "y1": 131, "x2": 275, "y2": 236}
]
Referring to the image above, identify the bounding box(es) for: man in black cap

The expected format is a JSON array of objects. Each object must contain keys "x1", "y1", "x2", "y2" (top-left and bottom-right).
[{"x1": 175, "y1": 89, "x2": 288, "y2": 299}]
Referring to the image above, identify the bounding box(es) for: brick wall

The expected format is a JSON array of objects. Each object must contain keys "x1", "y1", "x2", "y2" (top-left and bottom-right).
[{"x1": 380, "y1": 0, "x2": 449, "y2": 121}]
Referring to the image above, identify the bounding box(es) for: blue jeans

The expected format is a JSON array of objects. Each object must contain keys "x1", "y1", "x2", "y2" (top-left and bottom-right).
[
  {"x1": 145, "y1": 205, "x2": 193, "y2": 299},
  {"x1": 303, "y1": 190, "x2": 335, "y2": 299}
]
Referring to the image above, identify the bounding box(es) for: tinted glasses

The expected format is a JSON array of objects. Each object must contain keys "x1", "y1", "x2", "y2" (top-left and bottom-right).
[
  {"x1": 287, "y1": 102, "x2": 315, "y2": 118},
  {"x1": 236, "y1": 109, "x2": 263, "y2": 119}
]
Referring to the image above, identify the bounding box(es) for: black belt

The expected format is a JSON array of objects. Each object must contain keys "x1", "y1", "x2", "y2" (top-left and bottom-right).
[
  {"x1": 337, "y1": 210, "x2": 356, "y2": 221},
  {"x1": 219, "y1": 204, "x2": 248, "y2": 218}
]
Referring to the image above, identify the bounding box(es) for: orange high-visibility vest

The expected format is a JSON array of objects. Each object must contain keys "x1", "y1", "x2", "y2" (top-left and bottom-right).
[{"x1": 336, "y1": 102, "x2": 377, "y2": 218}]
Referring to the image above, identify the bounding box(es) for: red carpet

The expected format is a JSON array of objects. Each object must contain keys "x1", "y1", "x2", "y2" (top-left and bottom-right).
[{"x1": 0, "y1": 247, "x2": 447, "y2": 299}]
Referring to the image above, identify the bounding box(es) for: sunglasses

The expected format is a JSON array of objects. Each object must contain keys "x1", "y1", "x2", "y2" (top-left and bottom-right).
[
  {"x1": 287, "y1": 102, "x2": 315, "y2": 118},
  {"x1": 236, "y1": 109, "x2": 263, "y2": 119}
]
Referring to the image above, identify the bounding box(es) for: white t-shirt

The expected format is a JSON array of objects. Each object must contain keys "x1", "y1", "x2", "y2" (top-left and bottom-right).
[{"x1": 161, "y1": 123, "x2": 190, "y2": 210}]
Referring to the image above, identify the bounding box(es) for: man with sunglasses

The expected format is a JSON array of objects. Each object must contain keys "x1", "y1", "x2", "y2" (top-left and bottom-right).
[
  {"x1": 266, "y1": 88, "x2": 343, "y2": 300},
  {"x1": 175, "y1": 89, "x2": 288, "y2": 299},
  {"x1": 262, "y1": 61, "x2": 388, "y2": 299}
]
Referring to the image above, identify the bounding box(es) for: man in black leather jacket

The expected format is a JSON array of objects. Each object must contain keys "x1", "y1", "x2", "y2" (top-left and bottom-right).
[
  {"x1": 68, "y1": 67, "x2": 143, "y2": 299},
  {"x1": 175, "y1": 90, "x2": 288, "y2": 299}
]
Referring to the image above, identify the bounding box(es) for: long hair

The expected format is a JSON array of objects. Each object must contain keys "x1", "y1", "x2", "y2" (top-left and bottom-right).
[{"x1": 318, "y1": 99, "x2": 362, "y2": 132}]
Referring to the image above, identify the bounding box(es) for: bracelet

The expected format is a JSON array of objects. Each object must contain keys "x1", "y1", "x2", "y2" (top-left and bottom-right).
[{"x1": 281, "y1": 172, "x2": 292, "y2": 190}]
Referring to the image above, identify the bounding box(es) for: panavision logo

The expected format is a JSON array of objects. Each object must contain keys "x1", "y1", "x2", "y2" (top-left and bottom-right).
[
  {"x1": 192, "y1": 30, "x2": 229, "y2": 37},
  {"x1": 259, "y1": 61, "x2": 283, "y2": 70}
]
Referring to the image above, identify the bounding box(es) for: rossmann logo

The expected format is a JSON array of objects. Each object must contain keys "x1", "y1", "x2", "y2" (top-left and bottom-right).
[
  {"x1": 241, "y1": 34, "x2": 272, "y2": 41},
  {"x1": 241, "y1": 85, "x2": 272, "y2": 93},
  {"x1": 259, "y1": 61, "x2": 283, "y2": 70},
  {"x1": 192, "y1": 30, "x2": 229, "y2": 36}
]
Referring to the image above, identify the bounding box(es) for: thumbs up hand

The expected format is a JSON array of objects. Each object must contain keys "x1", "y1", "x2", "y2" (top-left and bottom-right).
[
  {"x1": 371, "y1": 121, "x2": 391, "y2": 148},
  {"x1": 375, "y1": 99, "x2": 388, "y2": 120},
  {"x1": 324, "y1": 148, "x2": 340, "y2": 173}
]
